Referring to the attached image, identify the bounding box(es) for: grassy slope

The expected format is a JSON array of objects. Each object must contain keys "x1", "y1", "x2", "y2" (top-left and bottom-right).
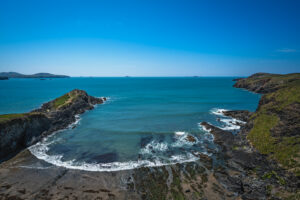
[
  {"x1": 245, "y1": 75, "x2": 300, "y2": 176},
  {"x1": 53, "y1": 90, "x2": 80, "y2": 109}
]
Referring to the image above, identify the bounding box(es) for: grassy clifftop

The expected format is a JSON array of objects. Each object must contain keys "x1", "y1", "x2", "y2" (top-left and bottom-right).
[
  {"x1": 52, "y1": 89, "x2": 85, "y2": 109},
  {"x1": 234, "y1": 72, "x2": 300, "y2": 93},
  {"x1": 235, "y1": 73, "x2": 300, "y2": 176}
]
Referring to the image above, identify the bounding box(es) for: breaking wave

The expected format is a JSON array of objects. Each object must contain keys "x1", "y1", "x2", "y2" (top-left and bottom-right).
[
  {"x1": 29, "y1": 127, "x2": 203, "y2": 172},
  {"x1": 210, "y1": 108, "x2": 246, "y2": 131}
]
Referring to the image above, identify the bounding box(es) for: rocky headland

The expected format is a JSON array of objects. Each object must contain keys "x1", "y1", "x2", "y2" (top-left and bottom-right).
[
  {"x1": 0, "y1": 89, "x2": 105, "y2": 162},
  {"x1": 0, "y1": 73, "x2": 299, "y2": 200}
]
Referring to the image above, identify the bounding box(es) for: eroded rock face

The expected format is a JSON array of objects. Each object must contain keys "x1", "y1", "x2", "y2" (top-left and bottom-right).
[
  {"x1": 0, "y1": 113, "x2": 51, "y2": 161},
  {"x1": 0, "y1": 89, "x2": 105, "y2": 162}
]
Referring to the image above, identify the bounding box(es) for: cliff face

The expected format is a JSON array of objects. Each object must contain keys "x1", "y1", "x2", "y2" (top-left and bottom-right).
[
  {"x1": 234, "y1": 73, "x2": 300, "y2": 176},
  {"x1": 0, "y1": 89, "x2": 105, "y2": 162}
]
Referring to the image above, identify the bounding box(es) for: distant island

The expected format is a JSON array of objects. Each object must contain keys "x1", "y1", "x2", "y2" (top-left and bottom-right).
[
  {"x1": 0, "y1": 77, "x2": 9, "y2": 80},
  {"x1": 0, "y1": 72, "x2": 69, "y2": 79}
]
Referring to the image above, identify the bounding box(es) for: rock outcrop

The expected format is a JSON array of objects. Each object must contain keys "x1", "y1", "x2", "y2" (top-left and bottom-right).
[
  {"x1": 222, "y1": 110, "x2": 252, "y2": 122},
  {"x1": 0, "y1": 89, "x2": 105, "y2": 162}
]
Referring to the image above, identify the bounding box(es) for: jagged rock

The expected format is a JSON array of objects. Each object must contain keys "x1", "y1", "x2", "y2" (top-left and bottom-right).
[
  {"x1": 185, "y1": 135, "x2": 196, "y2": 142},
  {"x1": 222, "y1": 110, "x2": 252, "y2": 122}
]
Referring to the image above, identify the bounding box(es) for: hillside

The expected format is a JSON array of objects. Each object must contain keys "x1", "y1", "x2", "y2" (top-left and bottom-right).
[{"x1": 234, "y1": 73, "x2": 300, "y2": 176}]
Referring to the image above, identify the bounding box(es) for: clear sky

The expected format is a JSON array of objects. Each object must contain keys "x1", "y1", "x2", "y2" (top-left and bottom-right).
[{"x1": 0, "y1": 0, "x2": 299, "y2": 76}]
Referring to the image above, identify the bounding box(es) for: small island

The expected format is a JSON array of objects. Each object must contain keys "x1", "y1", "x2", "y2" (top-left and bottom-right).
[{"x1": 0, "y1": 72, "x2": 69, "y2": 78}]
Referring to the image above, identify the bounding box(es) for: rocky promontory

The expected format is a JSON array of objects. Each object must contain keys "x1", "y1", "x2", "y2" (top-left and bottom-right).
[{"x1": 0, "y1": 89, "x2": 105, "y2": 162}]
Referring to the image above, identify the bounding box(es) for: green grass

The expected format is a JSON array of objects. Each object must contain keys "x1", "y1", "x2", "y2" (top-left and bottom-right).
[
  {"x1": 248, "y1": 114, "x2": 278, "y2": 154},
  {"x1": 248, "y1": 112, "x2": 300, "y2": 171},
  {"x1": 53, "y1": 90, "x2": 81, "y2": 109},
  {"x1": 263, "y1": 80, "x2": 300, "y2": 111},
  {"x1": 241, "y1": 73, "x2": 300, "y2": 93},
  {"x1": 53, "y1": 94, "x2": 70, "y2": 109},
  {"x1": 262, "y1": 171, "x2": 286, "y2": 185},
  {"x1": 0, "y1": 113, "x2": 42, "y2": 123},
  {"x1": 0, "y1": 113, "x2": 28, "y2": 123},
  {"x1": 247, "y1": 77, "x2": 300, "y2": 175}
]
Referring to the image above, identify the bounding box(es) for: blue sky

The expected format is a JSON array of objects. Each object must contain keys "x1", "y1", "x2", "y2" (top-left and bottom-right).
[{"x1": 0, "y1": 0, "x2": 299, "y2": 76}]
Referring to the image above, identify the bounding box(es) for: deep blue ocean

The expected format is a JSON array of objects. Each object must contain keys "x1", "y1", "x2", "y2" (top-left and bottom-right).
[{"x1": 0, "y1": 77, "x2": 260, "y2": 171}]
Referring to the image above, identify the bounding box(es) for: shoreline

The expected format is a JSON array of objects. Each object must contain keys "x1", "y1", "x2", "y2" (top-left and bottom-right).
[{"x1": 0, "y1": 73, "x2": 299, "y2": 199}]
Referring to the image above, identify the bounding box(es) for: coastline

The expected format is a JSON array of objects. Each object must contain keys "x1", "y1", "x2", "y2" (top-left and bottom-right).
[{"x1": 0, "y1": 73, "x2": 299, "y2": 199}]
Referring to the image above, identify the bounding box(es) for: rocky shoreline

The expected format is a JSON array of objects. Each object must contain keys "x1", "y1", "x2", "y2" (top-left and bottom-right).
[{"x1": 0, "y1": 73, "x2": 299, "y2": 199}]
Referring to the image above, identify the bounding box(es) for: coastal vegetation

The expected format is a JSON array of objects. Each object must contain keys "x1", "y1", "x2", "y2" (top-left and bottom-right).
[
  {"x1": 236, "y1": 73, "x2": 300, "y2": 176},
  {"x1": 0, "y1": 113, "x2": 28, "y2": 123},
  {"x1": 0, "y1": 113, "x2": 43, "y2": 123}
]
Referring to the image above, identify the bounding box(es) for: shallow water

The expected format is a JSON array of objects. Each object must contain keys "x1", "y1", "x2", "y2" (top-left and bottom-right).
[{"x1": 0, "y1": 77, "x2": 260, "y2": 171}]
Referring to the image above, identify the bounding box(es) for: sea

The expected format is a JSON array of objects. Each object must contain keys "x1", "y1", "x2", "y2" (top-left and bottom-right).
[{"x1": 0, "y1": 77, "x2": 260, "y2": 171}]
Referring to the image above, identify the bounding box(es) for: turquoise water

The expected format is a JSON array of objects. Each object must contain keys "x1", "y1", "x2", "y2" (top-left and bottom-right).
[{"x1": 0, "y1": 78, "x2": 260, "y2": 171}]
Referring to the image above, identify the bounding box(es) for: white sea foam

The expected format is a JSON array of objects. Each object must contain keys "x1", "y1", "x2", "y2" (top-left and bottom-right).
[
  {"x1": 210, "y1": 108, "x2": 228, "y2": 116},
  {"x1": 140, "y1": 140, "x2": 169, "y2": 154},
  {"x1": 68, "y1": 114, "x2": 81, "y2": 129},
  {"x1": 172, "y1": 132, "x2": 199, "y2": 147},
  {"x1": 198, "y1": 122, "x2": 214, "y2": 141},
  {"x1": 198, "y1": 123, "x2": 212, "y2": 133},
  {"x1": 29, "y1": 139, "x2": 199, "y2": 172},
  {"x1": 175, "y1": 131, "x2": 186, "y2": 136},
  {"x1": 218, "y1": 118, "x2": 246, "y2": 130},
  {"x1": 210, "y1": 108, "x2": 246, "y2": 131},
  {"x1": 29, "y1": 128, "x2": 201, "y2": 172}
]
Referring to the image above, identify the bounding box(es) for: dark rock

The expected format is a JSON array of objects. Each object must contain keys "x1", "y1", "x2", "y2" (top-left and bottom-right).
[
  {"x1": 222, "y1": 110, "x2": 253, "y2": 122},
  {"x1": 185, "y1": 135, "x2": 196, "y2": 143}
]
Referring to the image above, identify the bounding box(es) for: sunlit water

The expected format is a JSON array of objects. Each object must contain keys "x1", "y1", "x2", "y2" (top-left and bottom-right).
[{"x1": 0, "y1": 77, "x2": 260, "y2": 171}]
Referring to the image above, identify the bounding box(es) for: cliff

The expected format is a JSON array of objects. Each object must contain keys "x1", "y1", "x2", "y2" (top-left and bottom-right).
[
  {"x1": 0, "y1": 89, "x2": 105, "y2": 162},
  {"x1": 234, "y1": 73, "x2": 300, "y2": 176}
]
